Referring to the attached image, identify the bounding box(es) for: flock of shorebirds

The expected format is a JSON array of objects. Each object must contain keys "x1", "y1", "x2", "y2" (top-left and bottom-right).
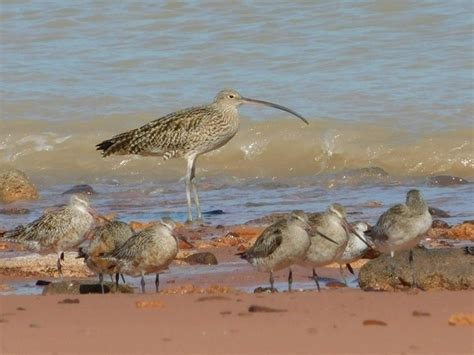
[
  {"x1": 1, "y1": 189, "x2": 432, "y2": 294},
  {"x1": 1, "y1": 89, "x2": 433, "y2": 293}
]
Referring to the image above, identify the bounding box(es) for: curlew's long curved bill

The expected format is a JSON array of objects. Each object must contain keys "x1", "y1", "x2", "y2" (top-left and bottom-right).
[
  {"x1": 315, "y1": 229, "x2": 339, "y2": 245},
  {"x1": 242, "y1": 97, "x2": 309, "y2": 125}
]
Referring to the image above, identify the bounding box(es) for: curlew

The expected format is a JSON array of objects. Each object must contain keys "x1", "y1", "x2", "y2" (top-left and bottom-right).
[
  {"x1": 368, "y1": 189, "x2": 432, "y2": 287},
  {"x1": 335, "y1": 221, "x2": 372, "y2": 284},
  {"x1": 96, "y1": 89, "x2": 308, "y2": 222},
  {"x1": 102, "y1": 218, "x2": 179, "y2": 293},
  {"x1": 2, "y1": 195, "x2": 95, "y2": 275},
  {"x1": 298, "y1": 204, "x2": 371, "y2": 291},
  {"x1": 77, "y1": 220, "x2": 134, "y2": 293},
  {"x1": 237, "y1": 210, "x2": 313, "y2": 292}
]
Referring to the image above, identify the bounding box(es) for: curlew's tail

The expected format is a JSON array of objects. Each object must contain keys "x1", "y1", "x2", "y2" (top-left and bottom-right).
[
  {"x1": 2, "y1": 225, "x2": 26, "y2": 242},
  {"x1": 96, "y1": 129, "x2": 141, "y2": 157}
]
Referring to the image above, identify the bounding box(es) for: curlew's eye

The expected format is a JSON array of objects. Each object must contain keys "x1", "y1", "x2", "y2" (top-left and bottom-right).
[{"x1": 228, "y1": 95, "x2": 234, "y2": 99}]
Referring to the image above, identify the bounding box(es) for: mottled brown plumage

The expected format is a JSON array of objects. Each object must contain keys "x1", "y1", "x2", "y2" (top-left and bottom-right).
[
  {"x1": 3, "y1": 195, "x2": 94, "y2": 274},
  {"x1": 97, "y1": 89, "x2": 308, "y2": 221}
]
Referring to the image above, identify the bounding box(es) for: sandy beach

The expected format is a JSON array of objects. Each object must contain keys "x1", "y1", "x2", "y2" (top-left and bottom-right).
[{"x1": 1, "y1": 289, "x2": 473, "y2": 354}]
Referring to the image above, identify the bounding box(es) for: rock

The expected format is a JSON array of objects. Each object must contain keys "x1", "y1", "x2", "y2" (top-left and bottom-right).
[
  {"x1": 62, "y1": 184, "x2": 97, "y2": 195},
  {"x1": 431, "y1": 219, "x2": 450, "y2": 229},
  {"x1": 359, "y1": 248, "x2": 474, "y2": 291},
  {"x1": 428, "y1": 222, "x2": 474, "y2": 241},
  {"x1": 42, "y1": 280, "x2": 134, "y2": 295},
  {"x1": 184, "y1": 252, "x2": 218, "y2": 265},
  {"x1": 350, "y1": 166, "x2": 389, "y2": 178},
  {"x1": 0, "y1": 207, "x2": 30, "y2": 215},
  {"x1": 428, "y1": 206, "x2": 450, "y2": 218},
  {"x1": 428, "y1": 175, "x2": 470, "y2": 186},
  {"x1": 0, "y1": 169, "x2": 39, "y2": 203}
]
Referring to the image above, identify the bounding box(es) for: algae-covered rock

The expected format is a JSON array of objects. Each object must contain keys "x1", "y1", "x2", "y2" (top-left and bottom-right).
[
  {"x1": 0, "y1": 169, "x2": 39, "y2": 203},
  {"x1": 359, "y1": 248, "x2": 474, "y2": 291},
  {"x1": 42, "y1": 280, "x2": 134, "y2": 295}
]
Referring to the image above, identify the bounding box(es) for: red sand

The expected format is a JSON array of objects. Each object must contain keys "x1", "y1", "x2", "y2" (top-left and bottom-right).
[{"x1": 1, "y1": 290, "x2": 473, "y2": 354}]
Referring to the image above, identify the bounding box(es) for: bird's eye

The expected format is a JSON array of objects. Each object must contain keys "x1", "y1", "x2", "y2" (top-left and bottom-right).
[{"x1": 228, "y1": 95, "x2": 234, "y2": 99}]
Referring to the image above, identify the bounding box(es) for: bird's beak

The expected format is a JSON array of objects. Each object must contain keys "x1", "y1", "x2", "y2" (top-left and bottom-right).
[
  {"x1": 342, "y1": 219, "x2": 372, "y2": 249},
  {"x1": 314, "y1": 229, "x2": 339, "y2": 245},
  {"x1": 241, "y1": 97, "x2": 309, "y2": 125},
  {"x1": 88, "y1": 207, "x2": 111, "y2": 223}
]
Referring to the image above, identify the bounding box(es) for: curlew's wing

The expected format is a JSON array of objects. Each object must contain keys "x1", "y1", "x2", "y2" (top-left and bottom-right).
[
  {"x1": 369, "y1": 203, "x2": 409, "y2": 239},
  {"x1": 240, "y1": 220, "x2": 285, "y2": 259},
  {"x1": 96, "y1": 105, "x2": 219, "y2": 158}
]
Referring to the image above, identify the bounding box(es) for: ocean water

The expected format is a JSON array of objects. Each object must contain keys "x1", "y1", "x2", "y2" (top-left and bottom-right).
[{"x1": 0, "y1": 0, "x2": 473, "y2": 229}]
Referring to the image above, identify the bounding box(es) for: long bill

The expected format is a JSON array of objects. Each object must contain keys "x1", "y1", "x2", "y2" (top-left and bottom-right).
[
  {"x1": 242, "y1": 97, "x2": 309, "y2": 125},
  {"x1": 341, "y1": 219, "x2": 372, "y2": 249}
]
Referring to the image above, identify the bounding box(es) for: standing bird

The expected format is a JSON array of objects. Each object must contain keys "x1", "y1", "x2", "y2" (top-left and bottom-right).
[
  {"x1": 102, "y1": 218, "x2": 178, "y2": 293},
  {"x1": 299, "y1": 204, "x2": 371, "y2": 291},
  {"x1": 237, "y1": 210, "x2": 313, "y2": 292},
  {"x1": 96, "y1": 89, "x2": 308, "y2": 222},
  {"x1": 368, "y1": 189, "x2": 432, "y2": 287},
  {"x1": 336, "y1": 221, "x2": 372, "y2": 284},
  {"x1": 77, "y1": 220, "x2": 134, "y2": 293},
  {"x1": 2, "y1": 195, "x2": 95, "y2": 275}
]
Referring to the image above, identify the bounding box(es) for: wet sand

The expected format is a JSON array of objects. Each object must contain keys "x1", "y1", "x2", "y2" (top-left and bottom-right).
[{"x1": 1, "y1": 290, "x2": 472, "y2": 354}]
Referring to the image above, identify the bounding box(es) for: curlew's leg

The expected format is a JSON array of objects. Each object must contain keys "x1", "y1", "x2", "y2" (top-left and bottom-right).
[
  {"x1": 57, "y1": 252, "x2": 63, "y2": 276},
  {"x1": 312, "y1": 268, "x2": 321, "y2": 292},
  {"x1": 120, "y1": 274, "x2": 126, "y2": 284},
  {"x1": 185, "y1": 156, "x2": 196, "y2": 222},
  {"x1": 339, "y1": 264, "x2": 347, "y2": 285},
  {"x1": 189, "y1": 158, "x2": 202, "y2": 220},
  {"x1": 269, "y1": 271, "x2": 275, "y2": 292},
  {"x1": 409, "y1": 249, "x2": 417, "y2": 289},
  {"x1": 288, "y1": 268, "x2": 293, "y2": 292},
  {"x1": 115, "y1": 273, "x2": 120, "y2": 288},
  {"x1": 155, "y1": 273, "x2": 160, "y2": 293},
  {"x1": 140, "y1": 271, "x2": 146, "y2": 294},
  {"x1": 109, "y1": 275, "x2": 114, "y2": 282},
  {"x1": 99, "y1": 273, "x2": 104, "y2": 294}
]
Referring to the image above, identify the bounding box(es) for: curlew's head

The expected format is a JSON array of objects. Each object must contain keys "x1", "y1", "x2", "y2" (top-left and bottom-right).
[
  {"x1": 70, "y1": 194, "x2": 90, "y2": 208},
  {"x1": 405, "y1": 189, "x2": 428, "y2": 212},
  {"x1": 289, "y1": 210, "x2": 309, "y2": 225},
  {"x1": 159, "y1": 217, "x2": 177, "y2": 232},
  {"x1": 213, "y1": 88, "x2": 308, "y2": 124}
]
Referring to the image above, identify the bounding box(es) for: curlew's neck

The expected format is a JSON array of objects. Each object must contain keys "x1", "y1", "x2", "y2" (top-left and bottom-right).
[{"x1": 407, "y1": 196, "x2": 428, "y2": 214}]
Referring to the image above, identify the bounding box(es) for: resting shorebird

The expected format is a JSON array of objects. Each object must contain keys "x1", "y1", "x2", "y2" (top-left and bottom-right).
[
  {"x1": 77, "y1": 220, "x2": 134, "y2": 293},
  {"x1": 237, "y1": 210, "x2": 313, "y2": 292},
  {"x1": 102, "y1": 218, "x2": 179, "y2": 293},
  {"x1": 299, "y1": 203, "x2": 371, "y2": 291},
  {"x1": 2, "y1": 194, "x2": 95, "y2": 275},
  {"x1": 368, "y1": 189, "x2": 432, "y2": 287},
  {"x1": 336, "y1": 221, "x2": 372, "y2": 284},
  {"x1": 96, "y1": 89, "x2": 308, "y2": 222}
]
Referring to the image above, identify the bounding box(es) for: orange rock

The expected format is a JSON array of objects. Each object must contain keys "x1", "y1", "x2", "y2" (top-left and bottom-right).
[
  {"x1": 448, "y1": 313, "x2": 474, "y2": 326},
  {"x1": 129, "y1": 221, "x2": 154, "y2": 232},
  {"x1": 230, "y1": 226, "x2": 264, "y2": 240},
  {"x1": 428, "y1": 223, "x2": 474, "y2": 241},
  {"x1": 135, "y1": 300, "x2": 165, "y2": 309},
  {"x1": 161, "y1": 284, "x2": 239, "y2": 295},
  {"x1": 178, "y1": 240, "x2": 194, "y2": 250},
  {"x1": 0, "y1": 169, "x2": 39, "y2": 203}
]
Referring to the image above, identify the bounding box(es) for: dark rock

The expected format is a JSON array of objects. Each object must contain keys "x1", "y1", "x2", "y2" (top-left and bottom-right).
[
  {"x1": 203, "y1": 209, "x2": 224, "y2": 215},
  {"x1": 253, "y1": 287, "x2": 276, "y2": 293},
  {"x1": 248, "y1": 305, "x2": 287, "y2": 313},
  {"x1": 42, "y1": 280, "x2": 134, "y2": 295},
  {"x1": 350, "y1": 166, "x2": 389, "y2": 178},
  {"x1": 0, "y1": 169, "x2": 39, "y2": 203},
  {"x1": 428, "y1": 206, "x2": 450, "y2": 218},
  {"x1": 0, "y1": 208, "x2": 30, "y2": 215},
  {"x1": 184, "y1": 252, "x2": 218, "y2": 265},
  {"x1": 431, "y1": 219, "x2": 450, "y2": 229},
  {"x1": 35, "y1": 280, "x2": 51, "y2": 286},
  {"x1": 62, "y1": 184, "x2": 96, "y2": 195},
  {"x1": 359, "y1": 248, "x2": 474, "y2": 291},
  {"x1": 428, "y1": 175, "x2": 470, "y2": 186},
  {"x1": 362, "y1": 248, "x2": 382, "y2": 259},
  {"x1": 463, "y1": 220, "x2": 474, "y2": 225}
]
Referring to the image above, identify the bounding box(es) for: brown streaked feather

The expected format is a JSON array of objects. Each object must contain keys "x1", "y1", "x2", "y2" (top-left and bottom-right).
[{"x1": 239, "y1": 220, "x2": 285, "y2": 259}]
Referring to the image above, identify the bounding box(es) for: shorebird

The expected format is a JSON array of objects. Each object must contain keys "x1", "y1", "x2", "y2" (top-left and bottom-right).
[
  {"x1": 77, "y1": 220, "x2": 134, "y2": 293},
  {"x1": 237, "y1": 210, "x2": 314, "y2": 292},
  {"x1": 336, "y1": 221, "x2": 372, "y2": 284},
  {"x1": 2, "y1": 194, "x2": 95, "y2": 275},
  {"x1": 96, "y1": 89, "x2": 308, "y2": 222},
  {"x1": 102, "y1": 218, "x2": 179, "y2": 293},
  {"x1": 299, "y1": 203, "x2": 371, "y2": 291},
  {"x1": 368, "y1": 189, "x2": 432, "y2": 287}
]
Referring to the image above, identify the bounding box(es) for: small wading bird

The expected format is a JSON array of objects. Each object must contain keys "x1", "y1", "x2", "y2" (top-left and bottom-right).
[
  {"x1": 96, "y1": 89, "x2": 308, "y2": 222},
  {"x1": 2, "y1": 195, "x2": 95, "y2": 275},
  {"x1": 101, "y1": 218, "x2": 190, "y2": 293},
  {"x1": 77, "y1": 220, "x2": 134, "y2": 293},
  {"x1": 238, "y1": 210, "x2": 327, "y2": 292},
  {"x1": 335, "y1": 221, "x2": 372, "y2": 284},
  {"x1": 368, "y1": 189, "x2": 432, "y2": 288},
  {"x1": 298, "y1": 204, "x2": 372, "y2": 291}
]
